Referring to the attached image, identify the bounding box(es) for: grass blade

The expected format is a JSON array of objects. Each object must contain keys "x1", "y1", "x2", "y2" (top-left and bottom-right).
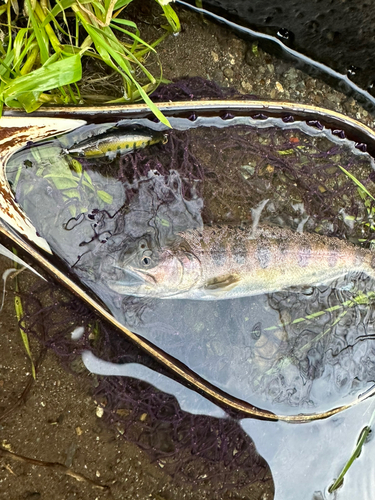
[
  {"x1": 12, "y1": 249, "x2": 36, "y2": 380},
  {"x1": 329, "y1": 408, "x2": 375, "y2": 493},
  {"x1": 3, "y1": 54, "x2": 82, "y2": 104},
  {"x1": 1, "y1": 0, "x2": 179, "y2": 122},
  {"x1": 25, "y1": 0, "x2": 49, "y2": 64},
  {"x1": 114, "y1": 0, "x2": 133, "y2": 9},
  {"x1": 109, "y1": 23, "x2": 156, "y2": 53},
  {"x1": 157, "y1": 2, "x2": 180, "y2": 32},
  {"x1": 338, "y1": 165, "x2": 375, "y2": 203},
  {"x1": 110, "y1": 18, "x2": 137, "y2": 28}
]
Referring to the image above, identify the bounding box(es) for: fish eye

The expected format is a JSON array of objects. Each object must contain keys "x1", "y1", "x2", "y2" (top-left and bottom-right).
[{"x1": 142, "y1": 256, "x2": 151, "y2": 266}]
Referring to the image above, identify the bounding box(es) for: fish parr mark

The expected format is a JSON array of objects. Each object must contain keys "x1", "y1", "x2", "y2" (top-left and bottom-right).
[
  {"x1": 212, "y1": 241, "x2": 227, "y2": 267},
  {"x1": 328, "y1": 244, "x2": 339, "y2": 268},
  {"x1": 355, "y1": 249, "x2": 364, "y2": 267},
  {"x1": 278, "y1": 239, "x2": 289, "y2": 255},
  {"x1": 298, "y1": 243, "x2": 311, "y2": 268},
  {"x1": 233, "y1": 242, "x2": 247, "y2": 265},
  {"x1": 257, "y1": 241, "x2": 272, "y2": 269}
]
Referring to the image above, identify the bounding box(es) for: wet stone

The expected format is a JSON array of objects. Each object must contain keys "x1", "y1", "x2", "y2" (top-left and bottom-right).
[
  {"x1": 284, "y1": 67, "x2": 300, "y2": 83},
  {"x1": 241, "y1": 80, "x2": 253, "y2": 92},
  {"x1": 223, "y1": 66, "x2": 234, "y2": 78}
]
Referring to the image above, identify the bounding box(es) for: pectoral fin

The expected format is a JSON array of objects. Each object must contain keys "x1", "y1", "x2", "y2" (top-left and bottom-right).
[{"x1": 204, "y1": 274, "x2": 240, "y2": 292}]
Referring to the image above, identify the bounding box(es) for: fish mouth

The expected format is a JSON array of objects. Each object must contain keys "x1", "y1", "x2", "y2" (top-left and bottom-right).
[{"x1": 108, "y1": 266, "x2": 156, "y2": 291}]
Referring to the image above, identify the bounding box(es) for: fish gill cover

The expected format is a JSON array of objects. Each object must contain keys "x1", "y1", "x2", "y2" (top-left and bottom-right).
[{"x1": 4, "y1": 78, "x2": 375, "y2": 493}]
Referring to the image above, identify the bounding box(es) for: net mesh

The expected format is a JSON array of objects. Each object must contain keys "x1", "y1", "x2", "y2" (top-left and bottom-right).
[
  {"x1": 18, "y1": 278, "x2": 272, "y2": 496},
  {"x1": 8, "y1": 76, "x2": 375, "y2": 496}
]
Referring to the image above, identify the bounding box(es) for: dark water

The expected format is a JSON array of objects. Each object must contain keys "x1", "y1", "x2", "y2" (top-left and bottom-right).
[{"x1": 178, "y1": 0, "x2": 375, "y2": 112}]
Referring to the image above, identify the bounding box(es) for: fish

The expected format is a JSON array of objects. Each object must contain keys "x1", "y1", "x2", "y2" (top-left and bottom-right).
[
  {"x1": 108, "y1": 225, "x2": 375, "y2": 300},
  {"x1": 66, "y1": 125, "x2": 167, "y2": 159}
]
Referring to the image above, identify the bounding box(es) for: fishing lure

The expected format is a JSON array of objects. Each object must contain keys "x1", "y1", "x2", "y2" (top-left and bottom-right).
[{"x1": 66, "y1": 125, "x2": 167, "y2": 159}]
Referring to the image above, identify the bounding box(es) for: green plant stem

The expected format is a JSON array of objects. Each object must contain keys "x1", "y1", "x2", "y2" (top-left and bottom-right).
[
  {"x1": 35, "y1": 1, "x2": 63, "y2": 54},
  {"x1": 20, "y1": 45, "x2": 39, "y2": 75},
  {"x1": 12, "y1": 249, "x2": 36, "y2": 380},
  {"x1": 338, "y1": 165, "x2": 375, "y2": 203},
  {"x1": 329, "y1": 407, "x2": 375, "y2": 492}
]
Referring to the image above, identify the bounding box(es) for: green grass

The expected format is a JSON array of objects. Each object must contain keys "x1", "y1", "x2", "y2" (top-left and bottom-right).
[
  {"x1": 0, "y1": 0, "x2": 180, "y2": 126},
  {"x1": 12, "y1": 248, "x2": 36, "y2": 379},
  {"x1": 329, "y1": 407, "x2": 375, "y2": 492},
  {"x1": 338, "y1": 165, "x2": 375, "y2": 237}
]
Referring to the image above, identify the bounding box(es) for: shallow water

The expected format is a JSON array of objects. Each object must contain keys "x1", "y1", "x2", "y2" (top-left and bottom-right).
[
  {"x1": 82, "y1": 332, "x2": 375, "y2": 500},
  {"x1": 242, "y1": 397, "x2": 375, "y2": 500},
  {"x1": 7, "y1": 113, "x2": 375, "y2": 421}
]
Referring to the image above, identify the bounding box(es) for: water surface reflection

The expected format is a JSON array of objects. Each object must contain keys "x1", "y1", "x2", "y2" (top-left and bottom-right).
[{"x1": 7, "y1": 114, "x2": 375, "y2": 420}]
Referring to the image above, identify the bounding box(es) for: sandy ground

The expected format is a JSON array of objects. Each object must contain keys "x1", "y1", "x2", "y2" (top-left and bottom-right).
[{"x1": 0, "y1": 1, "x2": 373, "y2": 499}]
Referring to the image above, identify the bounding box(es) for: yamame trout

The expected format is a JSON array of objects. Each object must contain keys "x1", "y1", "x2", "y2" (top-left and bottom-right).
[{"x1": 108, "y1": 225, "x2": 375, "y2": 300}]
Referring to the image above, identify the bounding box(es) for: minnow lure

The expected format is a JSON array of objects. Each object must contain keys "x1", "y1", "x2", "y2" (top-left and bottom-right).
[{"x1": 66, "y1": 125, "x2": 167, "y2": 159}]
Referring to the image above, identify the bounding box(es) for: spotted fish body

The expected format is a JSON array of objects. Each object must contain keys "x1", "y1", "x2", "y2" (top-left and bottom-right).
[
  {"x1": 109, "y1": 225, "x2": 375, "y2": 300},
  {"x1": 67, "y1": 126, "x2": 167, "y2": 159}
]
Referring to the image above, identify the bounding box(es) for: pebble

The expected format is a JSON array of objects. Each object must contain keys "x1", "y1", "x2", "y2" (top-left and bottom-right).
[
  {"x1": 270, "y1": 88, "x2": 278, "y2": 99},
  {"x1": 284, "y1": 67, "x2": 300, "y2": 81},
  {"x1": 223, "y1": 66, "x2": 234, "y2": 78},
  {"x1": 257, "y1": 66, "x2": 266, "y2": 76},
  {"x1": 96, "y1": 406, "x2": 104, "y2": 418},
  {"x1": 244, "y1": 49, "x2": 253, "y2": 65},
  {"x1": 326, "y1": 92, "x2": 341, "y2": 105},
  {"x1": 296, "y1": 81, "x2": 306, "y2": 92},
  {"x1": 241, "y1": 81, "x2": 253, "y2": 92},
  {"x1": 275, "y1": 81, "x2": 284, "y2": 92},
  {"x1": 211, "y1": 51, "x2": 219, "y2": 62}
]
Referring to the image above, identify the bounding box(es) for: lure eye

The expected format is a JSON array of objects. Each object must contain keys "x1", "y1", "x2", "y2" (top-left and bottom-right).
[{"x1": 142, "y1": 256, "x2": 151, "y2": 266}]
